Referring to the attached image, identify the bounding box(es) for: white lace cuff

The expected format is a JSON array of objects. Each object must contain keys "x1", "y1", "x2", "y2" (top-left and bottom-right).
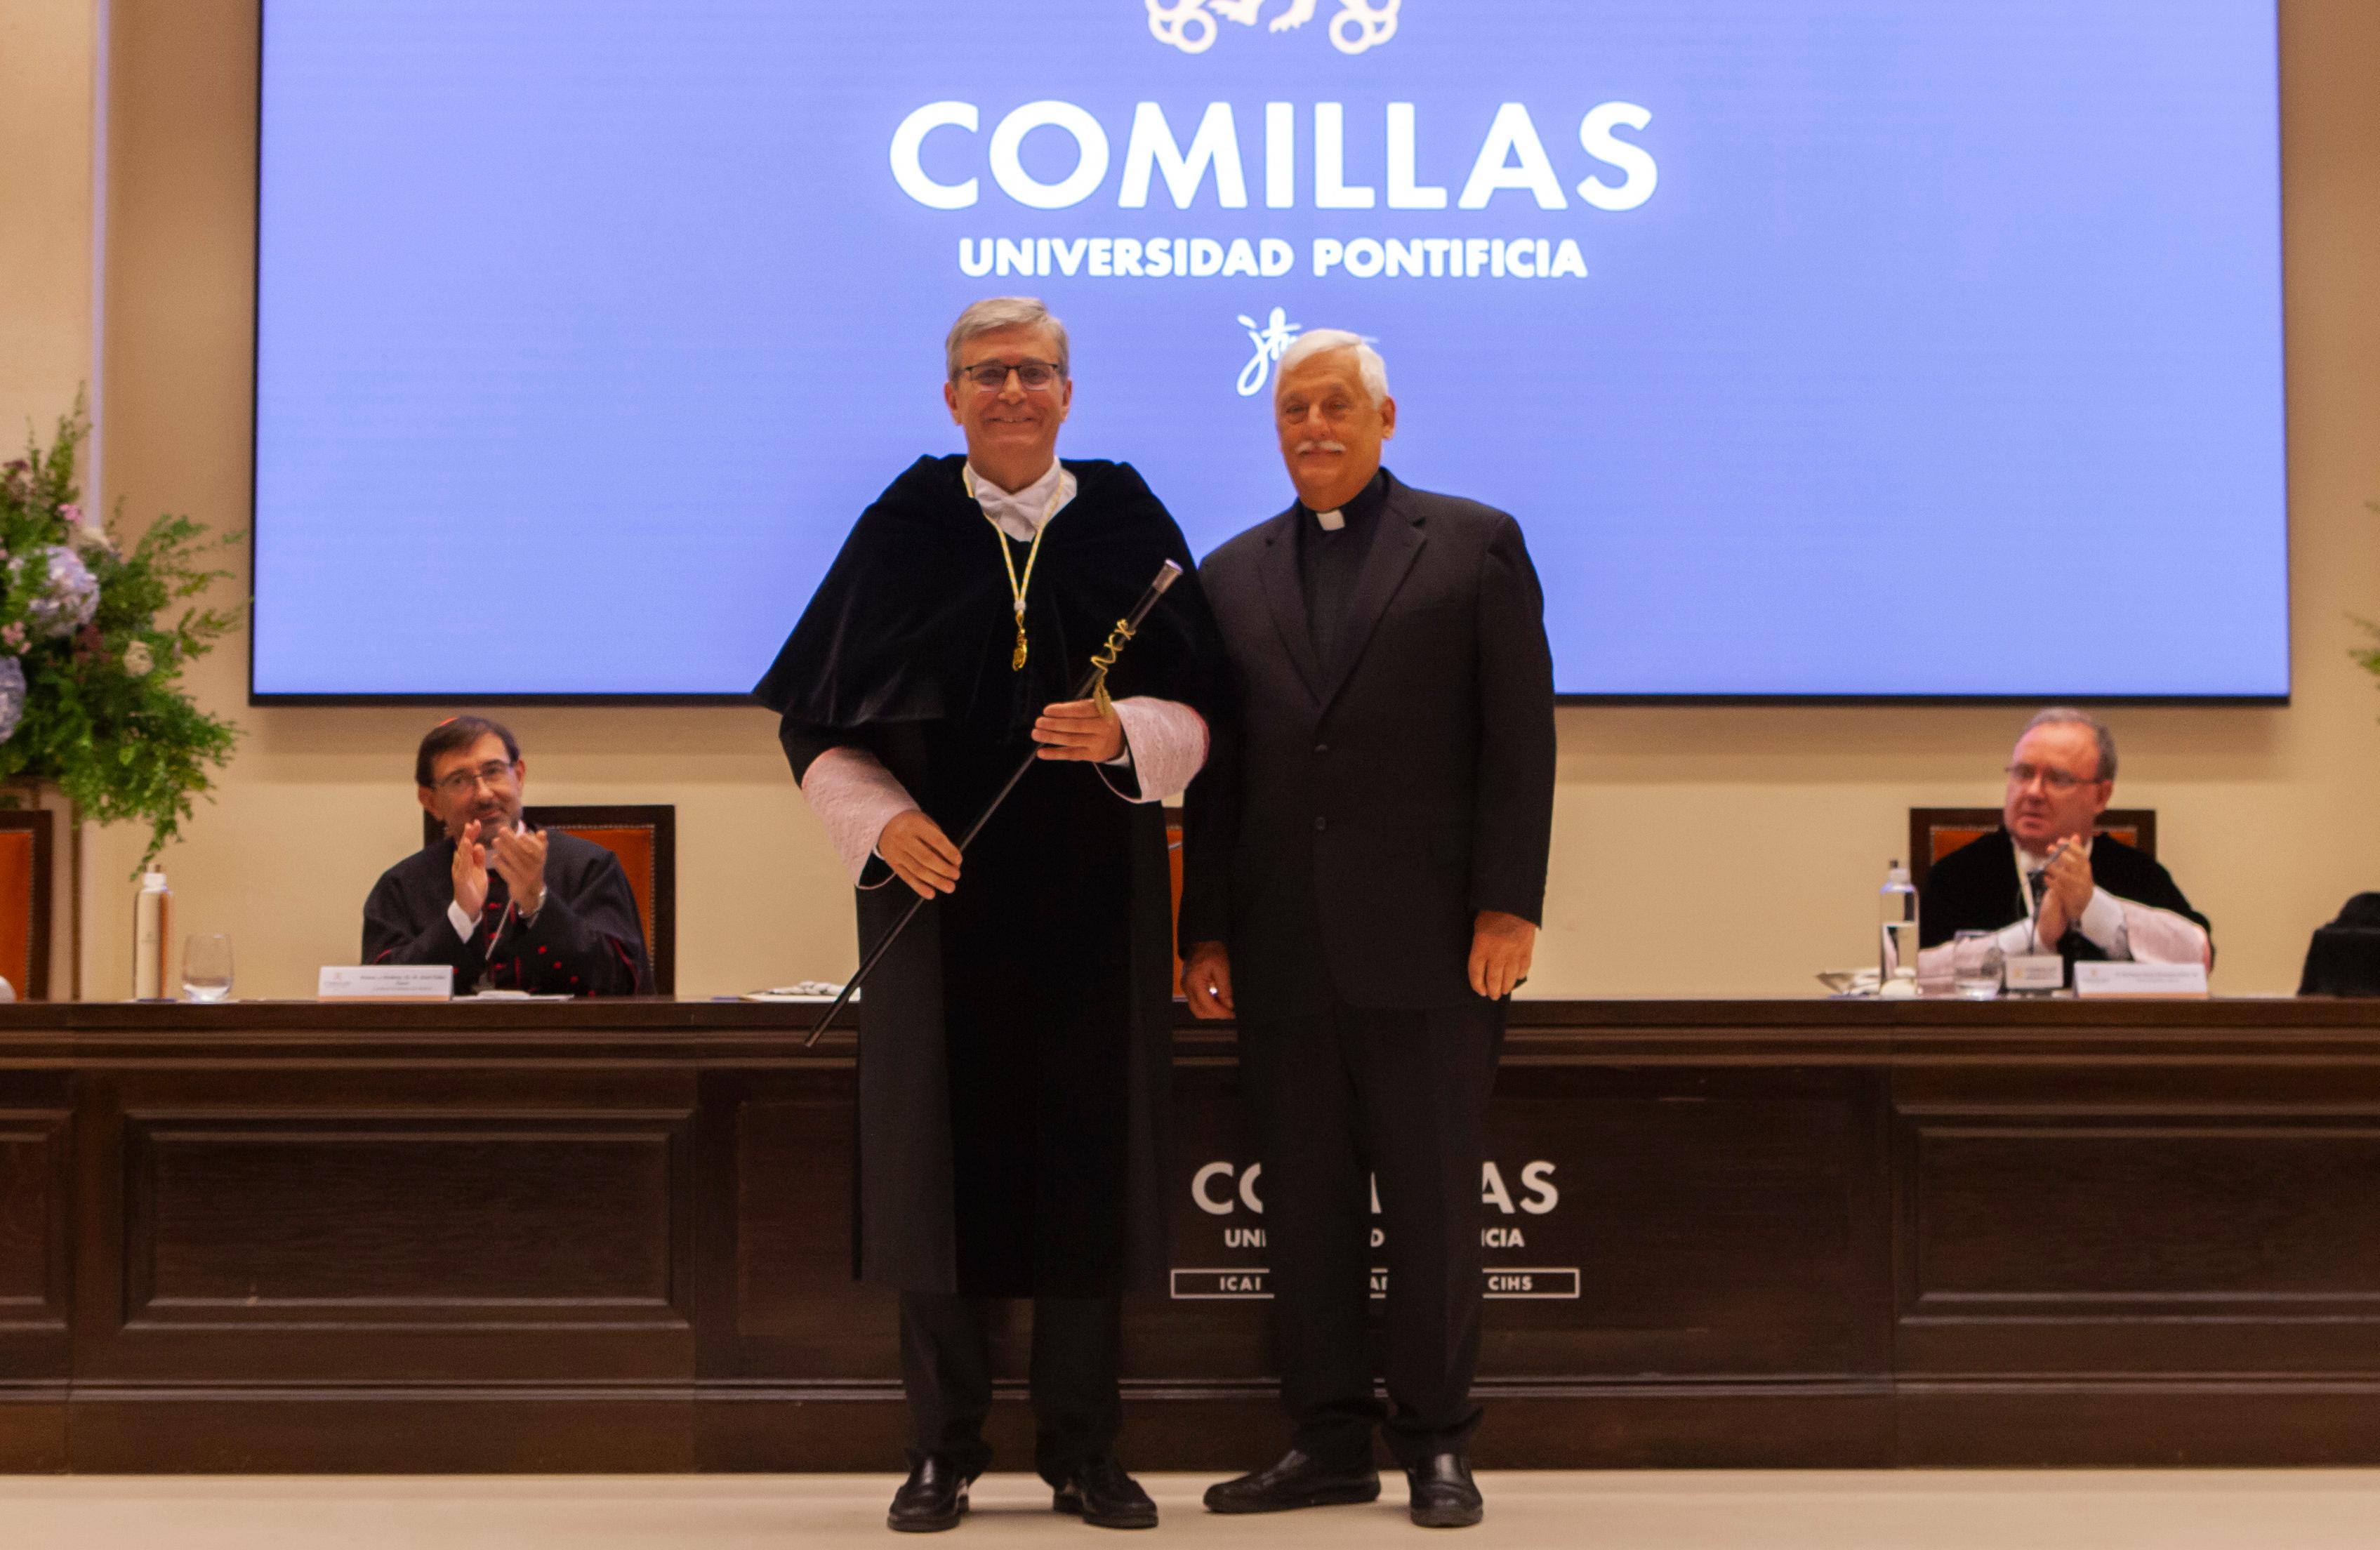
[{"x1": 800, "y1": 746, "x2": 919, "y2": 888}]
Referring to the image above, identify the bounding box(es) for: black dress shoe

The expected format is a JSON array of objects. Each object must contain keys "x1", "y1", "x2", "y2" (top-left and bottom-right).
[
  {"x1": 1406, "y1": 1452, "x2": 1483, "y2": 1528},
  {"x1": 1203, "y1": 1449, "x2": 1383, "y2": 1514},
  {"x1": 887, "y1": 1456, "x2": 971, "y2": 1533},
  {"x1": 1052, "y1": 1455, "x2": 1159, "y2": 1530}
]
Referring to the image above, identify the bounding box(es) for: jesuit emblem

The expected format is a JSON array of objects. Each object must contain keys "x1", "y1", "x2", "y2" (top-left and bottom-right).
[
  {"x1": 1236, "y1": 307, "x2": 1302, "y2": 397},
  {"x1": 1147, "y1": 0, "x2": 1401, "y2": 57}
]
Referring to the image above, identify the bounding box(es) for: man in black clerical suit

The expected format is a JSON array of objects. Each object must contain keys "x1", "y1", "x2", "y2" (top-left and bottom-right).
[
  {"x1": 754, "y1": 298, "x2": 1222, "y2": 1533},
  {"x1": 362, "y1": 715, "x2": 652, "y2": 995},
  {"x1": 1181, "y1": 330, "x2": 1557, "y2": 1530},
  {"x1": 1919, "y1": 707, "x2": 2211, "y2": 981}
]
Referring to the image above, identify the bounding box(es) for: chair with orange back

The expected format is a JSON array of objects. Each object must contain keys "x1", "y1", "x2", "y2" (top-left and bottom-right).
[
  {"x1": 422, "y1": 803, "x2": 675, "y2": 994},
  {"x1": 1908, "y1": 806, "x2": 2156, "y2": 893},
  {"x1": 0, "y1": 810, "x2": 51, "y2": 1000}
]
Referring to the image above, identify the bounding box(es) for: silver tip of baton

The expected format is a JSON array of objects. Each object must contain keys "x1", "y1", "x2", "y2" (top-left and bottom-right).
[{"x1": 1153, "y1": 560, "x2": 1184, "y2": 593}]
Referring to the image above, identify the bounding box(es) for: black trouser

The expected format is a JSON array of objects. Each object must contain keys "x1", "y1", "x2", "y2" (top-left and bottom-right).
[
  {"x1": 898, "y1": 1292, "x2": 1123, "y2": 1485},
  {"x1": 1241, "y1": 998, "x2": 1505, "y2": 1470}
]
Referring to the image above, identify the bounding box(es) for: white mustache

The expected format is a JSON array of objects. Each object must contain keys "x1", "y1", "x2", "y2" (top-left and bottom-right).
[{"x1": 1295, "y1": 439, "x2": 1348, "y2": 454}]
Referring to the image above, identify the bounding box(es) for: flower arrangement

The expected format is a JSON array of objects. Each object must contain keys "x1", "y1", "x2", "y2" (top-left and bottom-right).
[{"x1": 0, "y1": 396, "x2": 241, "y2": 865}]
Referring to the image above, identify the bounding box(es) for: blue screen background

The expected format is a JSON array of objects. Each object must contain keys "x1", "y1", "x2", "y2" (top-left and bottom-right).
[{"x1": 251, "y1": 0, "x2": 2287, "y2": 697}]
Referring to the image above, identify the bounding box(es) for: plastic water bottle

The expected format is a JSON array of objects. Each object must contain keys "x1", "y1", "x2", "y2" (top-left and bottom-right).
[
  {"x1": 133, "y1": 870, "x2": 171, "y2": 1000},
  {"x1": 1879, "y1": 861, "x2": 1919, "y2": 993}
]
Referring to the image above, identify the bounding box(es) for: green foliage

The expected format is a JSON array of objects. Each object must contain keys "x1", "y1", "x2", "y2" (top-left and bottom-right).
[{"x1": 0, "y1": 395, "x2": 242, "y2": 866}]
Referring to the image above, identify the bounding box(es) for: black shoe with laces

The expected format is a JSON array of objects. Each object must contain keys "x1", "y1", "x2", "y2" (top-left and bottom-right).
[
  {"x1": 887, "y1": 1456, "x2": 971, "y2": 1533},
  {"x1": 1201, "y1": 1449, "x2": 1383, "y2": 1514},
  {"x1": 1406, "y1": 1451, "x2": 1483, "y2": 1528},
  {"x1": 1052, "y1": 1455, "x2": 1159, "y2": 1530}
]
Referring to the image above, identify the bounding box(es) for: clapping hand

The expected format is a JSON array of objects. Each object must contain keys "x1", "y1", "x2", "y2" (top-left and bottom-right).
[
  {"x1": 452, "y1": 819, "x2": 491, "y2": 918},
  {"x1": 2033, "y1": 837, "x2": 2095, "y2": 945},
  {"x1": 488, "y1": 823, "x2": 550, "y2": 915}
]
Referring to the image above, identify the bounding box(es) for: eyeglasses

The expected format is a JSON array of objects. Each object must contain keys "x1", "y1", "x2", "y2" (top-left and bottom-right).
[
  {"x1": 2004, "y1": 762, "x2": 2096, "y2": 793},
  {"x1": 954, "y1": 359, "x2": 1064, "y2": 392},
  {"x1": 432, "y1": 760, "x2": 517, "y2": 797}
]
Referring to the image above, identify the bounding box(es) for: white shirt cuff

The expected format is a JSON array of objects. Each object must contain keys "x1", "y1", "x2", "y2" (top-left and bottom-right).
[
  {"x1": 448, "y1": 900, "x2": 477, "y2": 942},
  {"x1": 2077, "y1": 887, "x2": 2129, "y2": 957},
  {"x1": 2116, "y1": 898, "x2": 2212, "y2": 966},
  {"x1": 1995, "y1": 919, "x2": 2039, "y2": 958}
]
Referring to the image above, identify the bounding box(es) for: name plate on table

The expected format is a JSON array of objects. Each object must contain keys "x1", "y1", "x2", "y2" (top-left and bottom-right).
[
  {"x1": 2074, "y1": 961, "x2": 2210, "y2": 998},
  {"x1": 318, "y1": 965, "x2": 452, "y2": 1001},
  {"x1": 2004, "y1": 955, "x2": 2067, "y2": 992}
]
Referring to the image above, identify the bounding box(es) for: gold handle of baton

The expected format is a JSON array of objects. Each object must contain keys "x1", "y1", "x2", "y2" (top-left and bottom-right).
[{"x1": 1090, "y1": 616, "x2": 1135, "y2": 718}]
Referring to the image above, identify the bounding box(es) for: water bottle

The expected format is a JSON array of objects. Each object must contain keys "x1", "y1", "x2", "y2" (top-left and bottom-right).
[
  {"x1": 133, "y1": 870, "x2": 171, "y2": 1000},
  {"x1": 1879, "y1": 860, "x2": 1919, "y2": 993}
]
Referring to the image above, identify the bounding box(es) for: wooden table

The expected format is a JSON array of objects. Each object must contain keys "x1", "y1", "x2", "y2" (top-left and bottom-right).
[{"x1": 3, "y1": 998, "x2": 2377, "y2": 1472}]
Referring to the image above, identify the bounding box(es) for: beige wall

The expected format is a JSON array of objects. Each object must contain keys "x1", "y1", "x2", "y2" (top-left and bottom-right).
[
  {"x1": 1, "y1": 0, "x2": 97, "y2": 479},
  {"x1": 37, "y1": 0, "x2": 2380, "y2": 998}
]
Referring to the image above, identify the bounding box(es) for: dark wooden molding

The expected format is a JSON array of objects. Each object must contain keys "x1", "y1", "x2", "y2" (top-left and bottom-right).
[{"x1": 7, "y1": 999, "x2": 2380, "y2": 1471}]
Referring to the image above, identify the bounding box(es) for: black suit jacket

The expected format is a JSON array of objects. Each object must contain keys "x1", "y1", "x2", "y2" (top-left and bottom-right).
[{"x1": 1180, "y1": 470, "x2": 1557, "y2": 1011}]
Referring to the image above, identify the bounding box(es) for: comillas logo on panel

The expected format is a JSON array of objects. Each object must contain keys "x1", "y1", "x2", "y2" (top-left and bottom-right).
[
  {"x1": 887, "y1": 0, "x2": 1659, "y2": 389},
  {"x1": 1147, "y1": 0, "x2": 1401, "y2": 56}
]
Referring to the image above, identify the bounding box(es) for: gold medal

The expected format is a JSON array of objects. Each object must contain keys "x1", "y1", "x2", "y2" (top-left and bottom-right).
[{"x1": 967, "y1": 466, "x2": 1064, "y2": 673}]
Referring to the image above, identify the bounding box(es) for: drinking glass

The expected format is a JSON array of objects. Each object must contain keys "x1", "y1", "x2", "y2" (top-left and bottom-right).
[
  {"x1": 183, "y1": 934, "x2": 234, "y2": 1002},
  {"x1": 1951, "y1": 929, "x2": 2003, "y2": 1000}
]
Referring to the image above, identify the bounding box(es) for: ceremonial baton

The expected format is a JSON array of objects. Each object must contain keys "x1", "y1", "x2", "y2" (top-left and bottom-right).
[{"x1": 807, "y1": 559, "x2": 1185, "y2": 1045}]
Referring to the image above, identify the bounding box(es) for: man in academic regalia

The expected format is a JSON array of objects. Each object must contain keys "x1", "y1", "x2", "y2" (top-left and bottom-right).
[
  {"x1": 1179, "y1": 331, "x2": 1556, "y2": 1530},
  {"x1": 362, "y1": 715, "x2": 652, "y2": 995},
  {"x1": 753, "y1": 298, "x2": 1221, "y2": 1534},
  {"x1": 1919, "y1": 707, "x2": 2210, "y2": 979}
]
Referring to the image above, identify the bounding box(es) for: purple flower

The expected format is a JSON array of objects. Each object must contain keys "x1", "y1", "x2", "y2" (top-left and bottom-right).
[
  {"x1": 0, "y1": 623, "x2": 24, "y2": 651},
  {"x1": 0, "y1": 656, "x2": 23, "y2": 744},
  {"x1": 18, "y1": 546, "x2": 98, "y2": 639}
]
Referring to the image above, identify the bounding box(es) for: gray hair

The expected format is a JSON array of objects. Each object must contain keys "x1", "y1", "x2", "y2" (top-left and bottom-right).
[
  {"x1": 945, "y1": 296, "x2": 1069, "y2": 378},
  {"x1": 1277, "y1": 329, "x2": 1390, "y2": 408},
  {"x1": 2021, "y1": 706, "x2": 2118, "y2": 783}
]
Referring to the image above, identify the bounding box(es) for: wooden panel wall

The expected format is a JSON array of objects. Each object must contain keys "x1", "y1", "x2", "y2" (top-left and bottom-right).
[{"x1": 2, "y1": 1000, "x2": 2379, "y2": 1472}]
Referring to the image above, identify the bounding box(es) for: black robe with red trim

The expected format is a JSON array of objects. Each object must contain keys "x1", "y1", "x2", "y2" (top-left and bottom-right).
[{"x1": 361, "y1": 829, "x2": 652, "y2": 996}]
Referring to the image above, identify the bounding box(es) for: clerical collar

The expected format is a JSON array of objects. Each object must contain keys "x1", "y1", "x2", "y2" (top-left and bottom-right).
[{"x1": 1303, "y1": 468, "x2": 1389, "y2": 534}]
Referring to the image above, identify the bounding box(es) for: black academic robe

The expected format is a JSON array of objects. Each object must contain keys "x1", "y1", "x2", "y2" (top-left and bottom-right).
[
  {"x1": 1919, "y1": 827, "x2": 2212, "y2": 972},
  {"x1": 755, "y1": 454, "x2": 1223, "y2": 1299},
  {"x1": 362, "y1": 830, "x2": 653, "y2": 996}
]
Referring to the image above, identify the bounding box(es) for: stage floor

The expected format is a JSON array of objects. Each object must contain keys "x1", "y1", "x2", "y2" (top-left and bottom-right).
[{"x1": 1, "y1": 1471, "x2": 2376, "y2": 1549}]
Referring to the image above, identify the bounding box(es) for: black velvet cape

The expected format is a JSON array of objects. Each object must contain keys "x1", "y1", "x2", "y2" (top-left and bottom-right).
[
  {"x1": 362, "y1": 829, "x2": 653, "y2": 996},
  {"x1": 755, "y1": 455, "x2": 1224, "y2": 1298},
  {"x1": 1919, "y1": 827, "x2": 2212, "y2": 974}
]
